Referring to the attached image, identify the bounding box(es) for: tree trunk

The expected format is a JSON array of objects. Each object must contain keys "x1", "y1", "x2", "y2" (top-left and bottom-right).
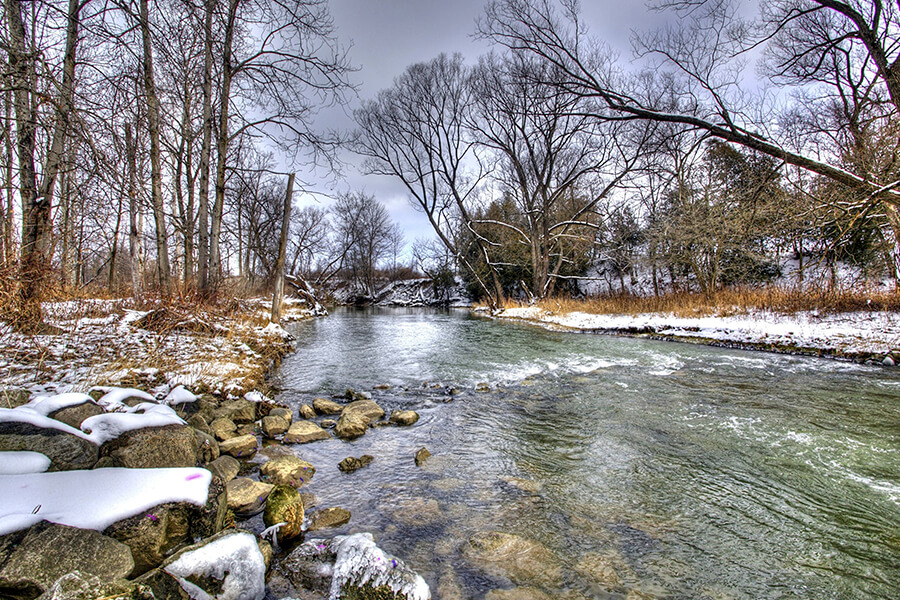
[
  {"x1": 271, "y1": 173, "x2": 294, "y2": 323},
  {"x1": 139, "y1": 0, "x2": 171, "y2": 294},
  {"x1": 210, "y1": 0, "x2": 238, "y2": 287},
  {"x1": 126, "y1": 123, "x2": 144, "y2": 300},
  {"x1": 196, "y1": 0, "x2": 215, "y2": 291},
  {"x1": 6, "y1": 0, "x2": 44, "y2": 321}
]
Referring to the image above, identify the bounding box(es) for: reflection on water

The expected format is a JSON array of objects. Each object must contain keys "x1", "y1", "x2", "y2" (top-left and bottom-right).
[{"x1": 270, "y1": 307, "x2": 900, "y2": 599}]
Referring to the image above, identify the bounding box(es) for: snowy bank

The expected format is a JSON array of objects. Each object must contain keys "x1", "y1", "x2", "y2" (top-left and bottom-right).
[
  {"x1": 498, "y1": 307, "x2": 900, "y2": 362},
  {"x1": 0, "y1": 297, "x2": 317, "y2": 398}
]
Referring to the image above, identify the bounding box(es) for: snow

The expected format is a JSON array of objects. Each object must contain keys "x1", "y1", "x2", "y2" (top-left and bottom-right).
[
  {"x1": 0, "y1": 467, "x2": 212, "y2": 535},
  {"x1": 80, "y1": 403, "x2": 186, "y2": 444},
  {"x1": 94, "y1": 387, "x2": 156, "y2": 411},
  {"x1": 0, "y1": 451, "x2": 51, "y2": 475},
  {"x1": 243, "y1": 390, "x2": 270, "y2": 404},
  {"x1": 165, "y1": 385, "x2": 198, "y2": 406},
  {"x1": 164, "y1": 531, "x2": 266, "y2": 600},
  {"x1": 0, "y1": 407, "x2": 95, "y2": 442},
  {"x1": 330, "y1": 533, "x2": 431, "y2": 600},
  {"x1": 500, "y1": 307, "x2": 900, "y2": 358},
  {"x1": 22, "y1": 392, "x2": 94, "y2": 416},
  {"x1": 261, "y1": 322, "x2": 290, "y2": 339}
]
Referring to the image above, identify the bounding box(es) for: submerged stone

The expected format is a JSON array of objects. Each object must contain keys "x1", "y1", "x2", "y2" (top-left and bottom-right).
[{"x1": 338, "y1": 455, "x2": 374, "y2": 473}]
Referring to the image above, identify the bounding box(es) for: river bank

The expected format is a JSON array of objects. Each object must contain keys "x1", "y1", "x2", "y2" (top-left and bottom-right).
[
  {"x1": 495, "y1": 305, "x2": 900, "y2": 364},
  {"x1": 0, "y1": 298, "x2": 432, "y2": 600}
]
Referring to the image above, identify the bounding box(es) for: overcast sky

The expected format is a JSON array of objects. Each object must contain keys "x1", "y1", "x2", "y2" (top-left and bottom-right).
[{"x1": 299, "y1": 0, "x2": 669, "y2": 249}]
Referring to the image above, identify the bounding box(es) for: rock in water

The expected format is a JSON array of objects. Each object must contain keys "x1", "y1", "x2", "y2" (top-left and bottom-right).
[
  {"x1": 341, "y1": 400, "x2": 385, "y2": 423},
  {"x1": 261, "y1": 415, "x2": 289, "y2": 438},
  {"x1": 414, "y1": 448, "x2": 431, "y2": 467},
  {"x1": 462, "y1": 531, "x2": 562, "y2": 588},
  {"x1": 281, "y1": 533, "x2": 430, "y2": 600},
  {"x1": 389, "y1": 410, "x2": 420, "y2": 426},
  {"x1": 306, "y1": 508, "x2": 351, "y2": 531},
  {"x1": 338, "y1": 455, "x2": 374, "y2": 473},
  {"x1": 312, "y1": 398, "x2": 344, "y2": 415},
  {"x1": 162, "y1": 531, "x2": 265, "y2": 600},
  {"x1": 334, "y1": 414, "x2": 369, "y2": 440},
  {"x1": 263, "y1": 485, "x2": 304, "y2": 540},
  {"x1": 0, "y1": 523, "x2": 134, "y2": 598},
  {"x1": 298, "y1": 404, "x2": 317, "y2": 419},
  {"x1": 259, "y1": 455, "x2": 316, "y2": 487},
  {"x1": 283, "y1": 421, "x2": 330, "y2": 444}
]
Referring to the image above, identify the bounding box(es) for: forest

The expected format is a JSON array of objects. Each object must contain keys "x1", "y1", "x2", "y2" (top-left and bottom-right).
[{"x1": 1, "y1": 0, "x2": 898, "y2": 322}]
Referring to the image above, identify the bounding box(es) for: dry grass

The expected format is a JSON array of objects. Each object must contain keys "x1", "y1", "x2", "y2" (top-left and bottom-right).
[{"x1": 500, "y1": 286, "x2": 900, "y2": 318}]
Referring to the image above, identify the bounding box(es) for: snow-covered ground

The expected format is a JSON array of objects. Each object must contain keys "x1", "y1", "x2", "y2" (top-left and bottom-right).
[
  {"x1": 0, "y1": 297, "x2": 316, "y2": 399},
  {"x1": 499, "y1": 306, "x2": 900, "y2": 362}
]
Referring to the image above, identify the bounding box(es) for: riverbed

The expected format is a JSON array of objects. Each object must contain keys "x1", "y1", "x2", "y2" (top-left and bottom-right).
[{"x1": 271, "y1": 307, "x2": 900, "y2": 599}]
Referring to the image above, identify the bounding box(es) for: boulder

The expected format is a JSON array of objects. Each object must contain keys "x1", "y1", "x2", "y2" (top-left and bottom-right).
[
  {"x1": 205, "y1": 455, "x2": 240, "y2": 483},
  {"x1": 280, "y1": 533, "x2": 429, "y2": 600},
  {"x1": 217, "y1": 434, "x2": 258, "y2": 459},
  {"x1": 283, "y1": 421, "x2": 330, "y2": 444},
  {"x1": 414, "y1": 447, "x2": 431, "y2": 467},
  {"x1": 162, "y1": 531, "x2": 265, "y2": 600},
  {"x1": 462, "y1": 531, "x2": 561, "y2": 588},
  {"x1": 343, "y1": 389, "x2": 372, "y2": 402},
  {"x1": 225, "y1": 478, "x2": 273, "y2": 515},
  {"x1": 194, "y1": 430, "x2": 219, "y2": 464},
  {"x1": 259, "y1": 455, "x2": 315, "y2": 487},
  {"x1": 298, "y1": 404, "x2": 317, "y2": 419},
  {"x1": 261, "y1": 415, "x2": 290, "y2": 438},
  {"x1": 269, "y1": 407, "x2": 293, "y2": 424},
  {"x1": 312, "y1": 397, "x2": 343, "y2": 415},
  {"x1": 306, "y1": 508, "x2": 351, "y2": 532},
  {"x1": 99, "y1": 425, "x2": 200, "y2": 469},
  {"x1": 338, "y1": 455, "x2": 374, "y2": 473},
  {"x1": 48, "y1": 403, "x2": 104, "y2": 429},
  {"x1": 390, "y1": 410, "x2": 420, "y2": 426},
  {"x1": 215, "y1": 399, "x2": 256, "y2": 424},
  {"x1": 104, "y1": 477, "x2": 226, "y2": 576},
  {"x1": 263, "y1": 485, "x2": 304, "y2": 540},
  {"x1": 235, "y1": 423, "x2": 256, "y2": 437},
  {"x1": 341, "y1": 399, "x2": 385, "y2": 423},
  {"x1": 0, "y1": 523, "x2": 133, "y2": 598},
  {"x1": 0, "y1": 421, "x2": 98, "y2": 471},
  {"x1": 209, "y1": 417, "x2": 237, "y2": 441},
  {"x1": 333, "y1": 413, "x2": 368, "y2": 440},
  {"x1": 321, "y1": 419, "x2": 337, "y2": 429},
  {"x1": 36, "y1": 572, "x2": 137, "y2": 600}
]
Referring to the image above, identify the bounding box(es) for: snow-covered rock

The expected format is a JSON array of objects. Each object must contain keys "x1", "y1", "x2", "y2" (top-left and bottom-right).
[
  {"x1": 280, "y1": 533, "x2": 430, "y2": 600},
  {"x1": 0, "y1": 467, "x2": 212, "y2": 536},
  {"x1": 21, "y1": 393, "x2": 94, "y2": 416},
  {"x1": 81, "y1": 403, "x2": 186, "y2": 445},
  {"x1": 0, "y1": 450, "x2": 51, "y2": 474},
  {"x1": 163, "y1": 531, "x2": 266, "y2": 600},
  {"x1": 0, "y1": 409, "x2": 99, "y2": 471},
  {"x1": 165, "y1": 385, "x2": 198, "y2": 406}
]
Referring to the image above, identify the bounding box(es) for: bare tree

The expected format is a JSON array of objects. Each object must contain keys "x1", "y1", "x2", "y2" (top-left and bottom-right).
[
  {"x1": 478, "y1": 0, "x2": 900, "y2": 205},
  {"x1": 354, "y1": 54, "x2": 506, "y2": 307}
]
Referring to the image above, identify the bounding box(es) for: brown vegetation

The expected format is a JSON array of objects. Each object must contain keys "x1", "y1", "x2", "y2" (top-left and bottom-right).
[{"x1": 499, "y1": 287, "x2": 900, "y2": 318}]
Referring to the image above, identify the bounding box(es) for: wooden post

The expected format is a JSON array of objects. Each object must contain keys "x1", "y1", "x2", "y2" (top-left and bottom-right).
[{"x1": 271, "y1": 173, "x2": 294, "y2": 323}]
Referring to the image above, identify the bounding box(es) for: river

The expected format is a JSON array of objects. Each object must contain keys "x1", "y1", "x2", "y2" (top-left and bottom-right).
[{"x1": 270, "y1": 307, "x2": 900, "y2": 599}]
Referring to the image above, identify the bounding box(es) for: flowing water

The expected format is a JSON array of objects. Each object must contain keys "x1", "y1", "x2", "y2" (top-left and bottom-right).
[{"x1": 270, "y1": 307, "x2": 900, "y2": 599}]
